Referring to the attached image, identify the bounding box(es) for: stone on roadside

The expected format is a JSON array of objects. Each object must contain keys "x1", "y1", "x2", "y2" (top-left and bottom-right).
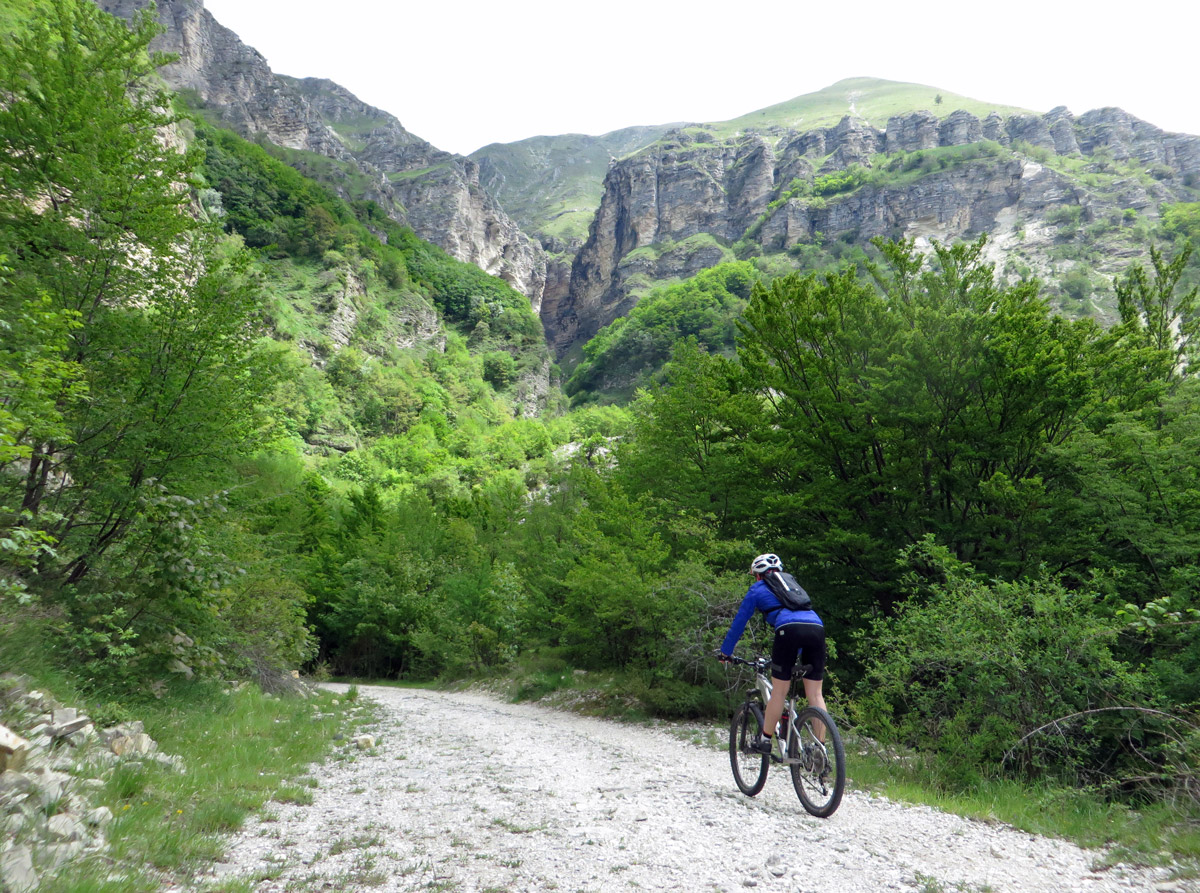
[
  {"x1": 354, "y1": 735, "x2": 376, "y2": 750},
  {"x1": 52, "y1": 717, "x2": 93, "y2": 739},
  {"x1": 100, "y1": 721, "x2": 144, "y2": 746},
  {"x1": 65, "y1": 724, "x2": 97, "y2": 747},
  {"x1": 0, "y1": 771, "x2": 34, "y2": 795},
  {"x1": 0, "y1": 725, "x2": 30, "y2": 773},
  {"x1": 0, "y1": 844, "x2": 37, "y2": 893},
  {"x1": 110, "y1": 733, "x2": 157, "y2": 756},
  {"x1": 43, "y1": 840, "x2": 84, "y2": 868},
  {"x1": 147, "y1": 752, "x2": 185, "y2": 772},
  {"x1": 47, "y1": 813, "x2": 85, "y2": 842},
  {"x1": 85, "y1": 806, "x2": 113, "y2": 828}
]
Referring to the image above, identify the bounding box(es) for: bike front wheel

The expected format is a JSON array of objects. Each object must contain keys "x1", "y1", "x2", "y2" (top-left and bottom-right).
[
  {"x1": 788, "y1": 706, "x2": 846, "y2": 817},
  {"x1": 729, "y1": 701, "x2": 769, "y2": 796}
]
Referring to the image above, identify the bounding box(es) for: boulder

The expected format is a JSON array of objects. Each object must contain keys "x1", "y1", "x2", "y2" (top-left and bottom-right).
[
  {"x1": 0, "y1": 725, "x2": 30, "y2": 773},
  {"x1": 47, "y1": 813, "x2": 85, "y2": 842},
  {"x1": 0, "y1": 844, "x2": 37, "y2": 893},
  {"x1": 109, "y1": 733, "x2": 157, "y2": 757}
]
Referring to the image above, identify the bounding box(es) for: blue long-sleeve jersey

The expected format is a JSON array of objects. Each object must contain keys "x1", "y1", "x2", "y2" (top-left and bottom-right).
[{"x1": 720, "y1": 579, "x2": 822, "y2": 656}]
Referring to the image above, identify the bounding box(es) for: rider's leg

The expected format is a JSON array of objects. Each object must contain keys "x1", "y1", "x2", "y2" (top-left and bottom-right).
[
  {"x1": 802, "y1": 677, "x2": 827, "y2": 742},
  {"x1": 762, "y1": 676, "x2": 791, "y2": 742}
]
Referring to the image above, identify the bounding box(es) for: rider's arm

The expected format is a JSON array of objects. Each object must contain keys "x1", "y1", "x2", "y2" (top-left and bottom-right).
[{"x1": 720, "y1": 591, "x2": 759, "y2": 656}]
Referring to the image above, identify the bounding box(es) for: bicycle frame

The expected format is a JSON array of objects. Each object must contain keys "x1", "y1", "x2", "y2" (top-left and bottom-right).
[{"x1": 743, "y1": 658, "x2": 805, "y2": 767}]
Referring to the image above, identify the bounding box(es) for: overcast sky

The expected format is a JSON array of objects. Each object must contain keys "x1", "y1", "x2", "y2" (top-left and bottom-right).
[{"x1": 202, "y1": 0, "x2": 1200, "y2": 157}]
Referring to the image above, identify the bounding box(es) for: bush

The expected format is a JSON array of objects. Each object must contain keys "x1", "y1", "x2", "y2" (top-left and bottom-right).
[
  {"x1": 855, "y1": 540, "x2": 1153, "y2": 789},
  {"x1": 482, "y1": 351, "x2": 517, "y2": 389}
]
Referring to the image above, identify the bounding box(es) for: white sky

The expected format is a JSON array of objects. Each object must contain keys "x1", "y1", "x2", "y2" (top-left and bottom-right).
[{"x1": 201, "y1": 0, "x2": 1200, "y2": 157}]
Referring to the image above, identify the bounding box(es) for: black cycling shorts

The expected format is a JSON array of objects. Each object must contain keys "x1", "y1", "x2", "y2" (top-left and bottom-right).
[{"x1": 771, "y1": 622, "x2": 826, "y2": 681}]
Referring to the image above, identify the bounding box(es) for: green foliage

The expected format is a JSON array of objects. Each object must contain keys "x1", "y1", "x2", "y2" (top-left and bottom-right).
[
  {"x1": 1059, "y1": 268, "x2": 1094, "y2": 304},
  {"x1": 566, "y1": 262, "x2": 759, "y2": 401},
  {"x1": 196, "y1": 125, "x2": 363, "y2": 260},
  {"x1": 626, "y1": 238, "x2": 1186, "y2": 650},
  {"x1": 1115, "y1": 243, "x2": 1198, "y2": 380},
  {"x1": 812, "y1": 164, "x2": 868, "y2": 197},
  {"x1": 858, "y1": 540, "x2": 1158, "y2": 790},
  {"x1": 1163, "y1": 203, "x2": 1200, "y2": 243},
  {"x1": 0, "y1": 0, "x2": 307, "y2": 684},
  {"x1": 0, "y1": 261, "x2": 80, "y2": 604},
  {"x1": 194, "y1": 119, "x2": 544, "y2": 350}
]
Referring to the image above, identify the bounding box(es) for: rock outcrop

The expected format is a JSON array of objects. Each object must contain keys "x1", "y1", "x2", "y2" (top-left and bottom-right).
[
  {"x1": 550, "y1": 106, "x2": 1200, "y2": 355},
  {"x1": 93, "y1": 0, "x2": 547, "y2": 311},
  {"x1": 0, "y1": 676, "x2": 184, "y2": 892}
]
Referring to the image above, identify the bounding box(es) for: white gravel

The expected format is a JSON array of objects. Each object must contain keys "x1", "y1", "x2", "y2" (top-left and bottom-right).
[{"x1": 202, "y1": 684, "x2": 1180, "y2": 893}]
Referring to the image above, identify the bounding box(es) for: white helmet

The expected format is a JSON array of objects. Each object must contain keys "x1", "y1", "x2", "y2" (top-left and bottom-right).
[{"x1": 750, "y1": 553, "x2": 783, "y2": 575}]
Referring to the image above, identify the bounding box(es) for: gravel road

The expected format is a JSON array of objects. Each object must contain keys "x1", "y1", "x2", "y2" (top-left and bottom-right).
[{"x1": 204, "y1": 684, "x2": 1180, "y2": 893}]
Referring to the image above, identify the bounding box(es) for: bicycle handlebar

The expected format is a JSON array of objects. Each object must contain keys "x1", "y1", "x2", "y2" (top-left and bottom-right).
[
  {"x1": 717, "y1": 652, "x2": 813, "y2": 680},
  {"x1": 716, "y1": 652, "x2": 770, "y2": 671}
]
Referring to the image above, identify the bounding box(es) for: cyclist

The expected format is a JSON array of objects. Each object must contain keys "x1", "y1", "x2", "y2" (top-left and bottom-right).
[{"x1": 718, "y1": 552, "x2": 827, "y2": 757}]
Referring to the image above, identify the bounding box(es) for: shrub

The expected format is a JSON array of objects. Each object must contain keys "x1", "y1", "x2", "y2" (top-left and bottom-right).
[
  {"x1": 856, "y1": 539, "x2": 1153, "y2": 789},
  {"x1": 482, "y1": 351, "x2": 517, "y2": 389}
]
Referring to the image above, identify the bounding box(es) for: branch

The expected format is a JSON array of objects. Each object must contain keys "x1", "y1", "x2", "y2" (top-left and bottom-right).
[{"x1": 1004, "y1": 706, "x2": 1194, "y2": 764}]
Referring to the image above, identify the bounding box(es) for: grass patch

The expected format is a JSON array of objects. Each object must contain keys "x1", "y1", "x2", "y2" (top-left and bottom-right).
[
  {"x1": 838, "y1": 728, "x2": 1200, "y2": 873},
  {"x1": 32, "y1": 681, "x2": 366, "y2": 891}
]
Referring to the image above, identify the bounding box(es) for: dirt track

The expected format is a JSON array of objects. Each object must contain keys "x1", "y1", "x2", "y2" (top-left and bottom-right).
[{"x1": 203, "y1": 684, "x2": 1178, "y2": 893}]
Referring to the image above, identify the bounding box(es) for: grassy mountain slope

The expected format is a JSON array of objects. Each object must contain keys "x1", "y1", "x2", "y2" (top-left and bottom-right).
[
  {"x1": 190, "y1": 117, "x2": 557, "y2": 450},
  {"x1": 471, "y1": 125, "x2": 675, "y2": 247},
  {"x1": 716, "y1": 76, "x2": 1036, "y2": 136}
]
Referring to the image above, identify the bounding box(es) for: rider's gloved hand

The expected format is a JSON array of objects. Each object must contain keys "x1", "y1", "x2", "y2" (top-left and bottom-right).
[{"x1": 716, "y1": 651, "x2": 732, "y2": 663}]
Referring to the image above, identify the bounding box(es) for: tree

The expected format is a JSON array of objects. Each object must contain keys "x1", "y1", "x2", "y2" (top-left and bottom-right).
[
  {"x1": 1115, "y1": 243, "x2": 1198, "y2": 384},
  {"x1": 0, "y1": 1, "x2": 276, "y2": 626},
  {"x1": 625, "y1": 239, "x2": 1159, "y2": 647}
]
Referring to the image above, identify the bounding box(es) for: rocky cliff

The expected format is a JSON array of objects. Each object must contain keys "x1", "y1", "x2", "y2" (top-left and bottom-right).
[
  {"x1": 551, "y1": 106, "x2": 1200, "y2": 355},
  {"x1": 93, "y1": 0, "x2": 548, "y2": 311}
]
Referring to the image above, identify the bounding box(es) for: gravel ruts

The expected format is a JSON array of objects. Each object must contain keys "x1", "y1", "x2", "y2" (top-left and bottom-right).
[{"x1": 203, "y1": 684, "x2": 1179, "y2": 893}]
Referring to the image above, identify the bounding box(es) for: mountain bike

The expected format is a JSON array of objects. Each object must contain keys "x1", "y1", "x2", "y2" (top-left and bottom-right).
[{"x1": 721, "y1": 654, "x2": 846, "y2": 817}]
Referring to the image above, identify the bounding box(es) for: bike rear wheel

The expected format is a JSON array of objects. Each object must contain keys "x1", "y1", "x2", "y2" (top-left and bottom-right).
[
  {"x1": 788, "y1": 706, "x2": 846, "y2": 817},
  {"x1": 729, "y1": 701, "x2": 769, "y2": 796}
]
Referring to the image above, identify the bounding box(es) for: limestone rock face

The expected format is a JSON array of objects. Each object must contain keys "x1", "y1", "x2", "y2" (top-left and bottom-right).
[
  {"x1": 556, "y1": 131, "x2": 760, "y2": 351},
  {"x1": 547, "y1": 103, "x2": 1200, "y2": 356},
  {"x1": 1074, "y1": 108, "x2": 1200, "y2": 175},
  {"x1": 95, "y1": 0, "x2": 345, "y2": 156},
  {"x1": 940, "y1": 110, "x2": 984, "y2": 147},
  {"x1": 982, "y1": 112, "x2": 1009, "y2": 145},
  {"x1": 887, "y1": 111, "x2": 941, "y2": 152},
  {"x1": 93, "y1": 0, "x2": 547, "y2": 311},
  {"x1": 1044, "y1": 107, "x2": 1081, "y2": 156},
  {"x1": 1006, "y1": 114, "x2": 1057, "y2": 150}
]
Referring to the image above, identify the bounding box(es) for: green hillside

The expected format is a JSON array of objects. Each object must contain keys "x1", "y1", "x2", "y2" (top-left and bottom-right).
[
  {"x1": 717, "y1": 76, "x2": 1036, "y2": 136},
  {"x1": 472, "y1": 124, "x2": 674, "y2": 245}
]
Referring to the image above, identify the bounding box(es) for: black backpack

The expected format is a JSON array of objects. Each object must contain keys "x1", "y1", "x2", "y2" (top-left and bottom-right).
[{"x1": 763, "y1": 570, "x2": 812, "y2": 612}]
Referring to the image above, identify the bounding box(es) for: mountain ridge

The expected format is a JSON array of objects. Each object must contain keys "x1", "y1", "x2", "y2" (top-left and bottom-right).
[
  {"x1": 88, "y1": 0, "x2": 1200, "y2": 366},
  {"x1": 94, "y1": 0, "x2": 550, "y2": 310},
  {"x1": 549, "y1": 104, "x2": 1199, "y2": 356}
]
